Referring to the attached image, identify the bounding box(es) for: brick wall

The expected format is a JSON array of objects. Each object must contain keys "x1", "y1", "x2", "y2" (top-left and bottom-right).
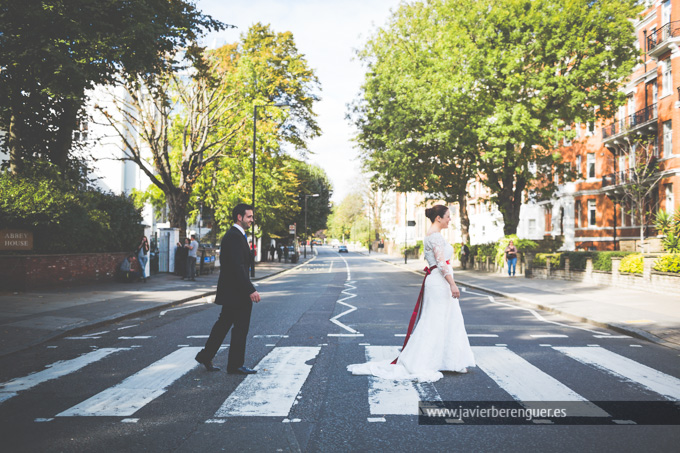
[{"x1": 0, "y1": 252, "x2": 130, "y2": 290}]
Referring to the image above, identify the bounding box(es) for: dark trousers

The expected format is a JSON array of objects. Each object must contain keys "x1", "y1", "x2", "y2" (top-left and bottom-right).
[
  {"x1": 186, "y1": 256, "x2": 196, "y2": 279},
  {"x1": 197, "y1": 301, "x2": 253, "y2": 370}
]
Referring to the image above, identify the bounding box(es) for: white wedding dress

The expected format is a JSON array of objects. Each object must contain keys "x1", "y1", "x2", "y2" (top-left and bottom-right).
[{"x1": 347, "y1": 232, "x2": 475, "y2": 382}]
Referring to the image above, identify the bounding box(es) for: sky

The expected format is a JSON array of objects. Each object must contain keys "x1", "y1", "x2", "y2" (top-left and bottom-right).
[{"x1": 197, "y1": 0, "x2": 403, "y2": 202}]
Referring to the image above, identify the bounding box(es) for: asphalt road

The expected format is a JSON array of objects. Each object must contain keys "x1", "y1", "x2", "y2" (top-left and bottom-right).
[{"x1": 1, "y1": 247, "x2": 679, "y2": 452}]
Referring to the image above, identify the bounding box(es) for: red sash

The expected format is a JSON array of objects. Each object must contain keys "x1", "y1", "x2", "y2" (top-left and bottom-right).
[{"x1": 391, "y1": 260, "x2": 449, "y2": 365}]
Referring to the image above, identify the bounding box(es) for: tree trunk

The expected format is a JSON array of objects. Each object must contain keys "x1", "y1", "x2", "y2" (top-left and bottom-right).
[
  {"x1": 167, "y1": 190, "x2": 189, "y2": 240},
  {"x1": 51, "y1": 98, "x2": 80, "y2": 171},
  {"x1": 7, "y1": 108, "x2": 22, "y2": 174},
  {"x1": 457, "y1": 193, "x2": 470, "y2": 244}
]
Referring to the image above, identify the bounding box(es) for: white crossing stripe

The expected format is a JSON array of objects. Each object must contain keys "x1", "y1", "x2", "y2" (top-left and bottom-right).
[
  {"x1": 365, "y1": 346, "x2": 442, "y2": 416},
  {"x1": 215, "y1": 346, "x2": 320, "y2": 417},
  {"x1": 57, "y1": 347, "x2": 202, "y2": 417},
  {"x1": 554, "y1": 346, "x2": 680, "y2": 401},
  {"x1": 472, "y1": 346, "x2": 609, "y2": 417},
  {"x1": 0, "y1": 348, "x2": 128, "y2": 404}
]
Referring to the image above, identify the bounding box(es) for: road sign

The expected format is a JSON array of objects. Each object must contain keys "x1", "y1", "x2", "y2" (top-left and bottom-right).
[{"x1": 289, "y1": 224, "x2": 296, "y2": 234}]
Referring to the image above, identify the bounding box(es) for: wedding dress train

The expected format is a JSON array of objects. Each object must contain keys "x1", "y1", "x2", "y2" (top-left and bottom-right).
[{"x1": 347, "y1": 232, "x2": 475, "y2": 382}]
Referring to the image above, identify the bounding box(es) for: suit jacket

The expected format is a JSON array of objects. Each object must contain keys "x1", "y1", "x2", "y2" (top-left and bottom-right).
[{"x1": 214, "y1": 226, "x2": 256, "y2": 306}]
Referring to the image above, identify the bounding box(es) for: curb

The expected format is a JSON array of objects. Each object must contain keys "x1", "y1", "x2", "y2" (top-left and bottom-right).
[
  {"x1": 363, "y1": 253, "x2": 679, "y2": 351},
  {"x1": 2, "y1": 258, "x2": 313, "y2": 358}
]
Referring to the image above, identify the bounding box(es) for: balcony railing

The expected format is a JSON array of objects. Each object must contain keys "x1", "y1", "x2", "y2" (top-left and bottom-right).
[
  {"x1": 602, "y1": 171, "x2": 637, "y2": 188},
  {"x1": 647, "y1": 21, "x2": 680, "y2": 53},
  {"x1": 602, "y1": 103, "x2": 657, "y2": 140}
]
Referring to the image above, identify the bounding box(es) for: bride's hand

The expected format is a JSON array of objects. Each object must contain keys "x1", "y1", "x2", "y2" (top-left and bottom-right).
[{"x1": 450, "y1": 283, "x2": 460, "y2": 299}]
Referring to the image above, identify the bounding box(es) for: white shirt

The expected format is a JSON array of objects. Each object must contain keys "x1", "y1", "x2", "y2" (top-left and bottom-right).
[{"x1": 233, "y1": 224, "x2": 247, "y2": 238}]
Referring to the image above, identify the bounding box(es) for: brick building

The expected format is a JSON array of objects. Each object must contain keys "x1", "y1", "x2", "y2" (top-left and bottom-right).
[{"x1": 559, "y1": 0, "x2": 679, "y2": 251}]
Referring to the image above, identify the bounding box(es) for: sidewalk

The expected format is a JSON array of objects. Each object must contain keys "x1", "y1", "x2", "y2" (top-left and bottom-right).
[
  {"x1": 0, "y1": 256, "x2": 313, "y2": 357},
  {"x1": 361, "y1": 251, "x2": 680, "y2": 350}
]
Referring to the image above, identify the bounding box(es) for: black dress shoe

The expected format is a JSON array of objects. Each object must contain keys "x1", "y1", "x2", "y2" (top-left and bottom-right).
[
  {"x1": 227, "y1": 366, "x2": 257, "y2": 375},
  {"x1": 195, "y1": 355, "x2": 221, "y2": 372}
]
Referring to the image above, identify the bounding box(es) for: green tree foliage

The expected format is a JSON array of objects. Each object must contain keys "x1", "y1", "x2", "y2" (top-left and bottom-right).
[
  {"x1": 351, "y1": 2, "x2": 478, "y2": 242},
  {"x1": 292, "y1": 162, "x2": 333, "y2": 238},
  {"x1": 353, "y1": 0, "x2": 641, "y2": 235},
  {"x1": 195, "y1": 24, "x2": 323, "y2": 240},
  {"x1": 327, "y1": 192, "x2": 367, "y2": 241},
  {"x1": 0, "y1": 173, "x2": 142, "y2": 253},
  {"x1": 0, "y1": 0, "x2": 225, "y2": 175}
]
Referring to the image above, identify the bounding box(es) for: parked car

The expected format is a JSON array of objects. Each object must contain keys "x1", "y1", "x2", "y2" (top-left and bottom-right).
[{"x1": 338, "y1": 245, "x2": 348, "y2": 253}]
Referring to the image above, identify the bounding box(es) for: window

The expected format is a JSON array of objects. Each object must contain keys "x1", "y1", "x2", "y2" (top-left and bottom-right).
[
  {"x1": 588, "y1": 200, "x2": 597, "y2": 227},
  {"x1": 528, "y1": 219, "x2": 537, "y2": 235},
  {"x1": 662, "y1": 59, "x2": 672, "y2": 96},
  {"x1": 575, "y1": 200, "x2": 582, "y2": 227},
  {"x1": 587, "y1": 153, "x2": 596, "y2": 178},
  {"x1": 528, "y1": 161, "x2": 537, "y2": 175},
  {"x1": 576, "y1": 155, "x2": 582, "y2": 177},
  {"x1": 586, "y1": 121, "x2": 595, "y2": 136},
  {"x1": 621, "y1": 205, "x2": 627, "y2": 227},
  {"x1": 663, "y1": 0, "x2": 672, "y2": 26},
  {"x1": 663, "y1": 120, "x2": 673, "y2": 158},
  {"x1": 667, "y1": 184, "x2": 675, "y2": 214},
  {"x1": 618, "y1": 155, "x2": 626, "y2": 174}
]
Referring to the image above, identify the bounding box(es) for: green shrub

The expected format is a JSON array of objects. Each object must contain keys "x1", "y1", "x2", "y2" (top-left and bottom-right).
[
  {"x1": 619, "y1": 254, "x2": 643, "y2": 274},
  {"x1": 0, "y1": 173, "x2": 143, "y2": 254},
  {"x1": 593, "y1": 251, "x2": 636, "y2": 271},
  {"x1": 655, "y1": 209, "x2": 680, "y2": 253},
  {"x1": 533, "y1": 253, "x2": 560, "y2": 268},
  {"x1": 653, "y1": 254, "x2": 680, "y2": 273},
  {"x1": 472, "y1": 242, "x2": 497, "y2": 260}
]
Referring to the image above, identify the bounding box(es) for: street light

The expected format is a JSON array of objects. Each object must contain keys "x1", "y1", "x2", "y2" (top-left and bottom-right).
[
  {"x1": 304, "y1": 193, "x2": 320, "y2": 258},
  {"x1": 252, "y1": 101, "x2": 290, "y2": 277}
]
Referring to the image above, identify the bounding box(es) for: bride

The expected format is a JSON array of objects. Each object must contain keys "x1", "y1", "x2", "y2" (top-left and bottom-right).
[{"x1": 347, "y1": 204, "x2": 475, "y2": 382}]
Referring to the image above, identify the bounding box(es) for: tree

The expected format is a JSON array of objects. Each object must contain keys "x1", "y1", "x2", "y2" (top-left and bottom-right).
[
  {"x1": 0, "y1": 0, "x2": 225, "y2": 175},
  {"x1": 327, "y1": 192, "x2": 366, "y2": 241},
  {"x1": 350, "y1": 1, "x2": 478, "y2": 242},
  {"x1": 94, "y1": 53, "x2": 244, "y2": 237},
  {"x1": 292, "y1": 162, "x2": 333, "y2": 238},
  {"x1": 352, "y1": 0, "x2": 641, "y2": 236},
  {"x1": 608, "y1": 138, "x2": 664, "y2": 252},
  {"x1": 196, "y1": 24, "x2": 322, "y2": 240},
  {"x1": 446, "y1": 0, "x2": 641, "y2": 235}
]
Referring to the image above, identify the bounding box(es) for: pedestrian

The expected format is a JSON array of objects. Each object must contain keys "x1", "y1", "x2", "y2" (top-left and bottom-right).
[
  {"x1": 184, "y1": 234, "x2": 198, "y2": 281},
  {"x1": 347, "y1": 204, "x2": 475, "y2": 382},
  {"x1": 136, "y1": 236, "x2": 150, "y2": 282},
  {"x1": 195, "y1": 203, "x2": 261, "y2": 374},
  {"x1": 176, "y1": 239, "x2": 189, "y2": 277},
  {"x1": 278, "y1": 244, "x2": 283, "y2": 262},
  {"x1": 460, "y1": 242, "x2": 470, "y2": 270},
  {"x1": 116, "y1": 254, "x2": 141, "y2": 282},
  {"x1": 269, "y1": 245, "x2": 276, "y2": 261},
  {"x1": 505, "y1": 240, "x2": 518, "y2": 277}
]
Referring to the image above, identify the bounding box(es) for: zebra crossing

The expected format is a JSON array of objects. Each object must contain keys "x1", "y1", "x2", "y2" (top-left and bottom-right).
[{"x1": 1, "y1": 343, "x2": 678, "y2": 423}]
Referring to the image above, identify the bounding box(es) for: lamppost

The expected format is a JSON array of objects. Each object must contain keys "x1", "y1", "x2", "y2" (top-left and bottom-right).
[
  {"x1": 252, "y1": 102, "x2": 289, "y2": 277},
  {"x1": 304, "y1": 193, "x2": 319, "y2": 258}
]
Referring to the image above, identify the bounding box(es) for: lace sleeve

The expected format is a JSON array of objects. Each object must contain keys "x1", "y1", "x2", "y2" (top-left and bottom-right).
[{"x1": 431, "y1": 234, "x2": 453, "y2": 277}]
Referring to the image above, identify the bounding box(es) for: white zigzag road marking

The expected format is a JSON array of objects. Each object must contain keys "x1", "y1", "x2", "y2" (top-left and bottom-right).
[{"x1": 328, "y1": 255, "x2": 363, "y2": 337}]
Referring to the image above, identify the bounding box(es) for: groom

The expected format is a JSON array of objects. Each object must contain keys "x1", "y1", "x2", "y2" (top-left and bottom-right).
[{"x1": 195, "y1": 203, "x2": 261, "y2": 374}]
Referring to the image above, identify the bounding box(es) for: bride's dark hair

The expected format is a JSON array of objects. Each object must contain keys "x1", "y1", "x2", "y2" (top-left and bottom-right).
[{"x1": 425, "y1": 205, "x2": 448, "y2": 223}]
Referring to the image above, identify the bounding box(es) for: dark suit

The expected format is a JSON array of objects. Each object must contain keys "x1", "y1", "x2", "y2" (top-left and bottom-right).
[{"x1": 196, "y1": 226, "x2": 256, "y2": 371}]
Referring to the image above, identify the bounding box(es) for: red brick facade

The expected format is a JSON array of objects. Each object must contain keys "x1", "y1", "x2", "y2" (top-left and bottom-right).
[
  {"x1": 564, "y1": 1, "x2": 680, "y2": 250},
  {"x1": 0, "y1": 252, "x2": 130, "y2": 290}
]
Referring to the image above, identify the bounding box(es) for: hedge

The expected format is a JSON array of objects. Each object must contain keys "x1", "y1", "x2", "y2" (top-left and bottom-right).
[
  {"x1": 619, "y1": 254, "x2": 644, "y2": 274},
  {"x1": 653, "y1": 254, "x2": 680, "y2": 273},
  {"x1": 533, "y1": 253, "x2": 560, "y2": 268},
  {"x1": 0, "y1": 173, "x2": 143, "y2": 254}
]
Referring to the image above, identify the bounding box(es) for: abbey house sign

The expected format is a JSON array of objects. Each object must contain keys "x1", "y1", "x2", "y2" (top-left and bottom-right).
[{"x1": 0, "y1": 230, "x2": 33, "y2": 251}]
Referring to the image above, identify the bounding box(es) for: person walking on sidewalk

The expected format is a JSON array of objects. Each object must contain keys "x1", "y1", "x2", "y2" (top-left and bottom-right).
[
  {"x1": 195, "y1": 203, "x2": 261, "y2": 375},
  {"x1": 136, "y1": 236, "x2": 150, "y2": 283},
  {"x1": 460, "y1": 242, "x2": 470, "y2": 270},
  {"x1": 504, "y1": 240, "x2": 518, "y2": 276},
  {"x1": 185, "y1": 234, "x2": 198, "y2": 281}
]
